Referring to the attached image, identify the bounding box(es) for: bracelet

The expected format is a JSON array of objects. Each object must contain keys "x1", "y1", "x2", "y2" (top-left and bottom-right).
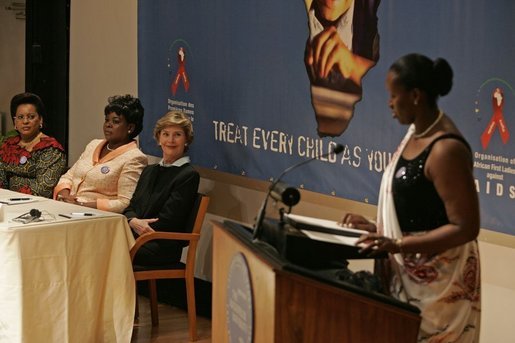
[{"x1": 394, "y1": 237, "x2": 404, "y2": 253}]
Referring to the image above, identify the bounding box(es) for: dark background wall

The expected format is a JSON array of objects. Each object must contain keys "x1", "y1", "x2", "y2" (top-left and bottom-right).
[{"x1": 25, "y1": 0, "x2": 70, "y2": 162}]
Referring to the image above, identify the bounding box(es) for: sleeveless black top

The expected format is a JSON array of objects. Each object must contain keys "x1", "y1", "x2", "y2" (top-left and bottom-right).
[{"x1": 392, "y1": 133, "x2": 471, "y2": 232}]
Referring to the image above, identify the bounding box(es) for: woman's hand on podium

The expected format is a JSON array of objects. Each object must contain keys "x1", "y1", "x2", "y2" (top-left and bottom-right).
[
  {"x1": 340, "y1": 213, "x2": 377, "y2": 232},
  {"x1": 355, "y1": 234, "x2": 402, "y2": 256}
]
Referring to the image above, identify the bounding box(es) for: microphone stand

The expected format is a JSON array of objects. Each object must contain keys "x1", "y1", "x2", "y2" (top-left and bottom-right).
[{"x1": 253, "y1": 144, "x2": 344, "y2": 241}]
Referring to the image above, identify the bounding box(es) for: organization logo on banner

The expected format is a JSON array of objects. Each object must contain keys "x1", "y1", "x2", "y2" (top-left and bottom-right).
[
  {"x1": 473, "y1": 78, "x2": 514, "y2": 203},
  {"x1": 167, "y1": 39, "x2": 195, "y2": 122}
]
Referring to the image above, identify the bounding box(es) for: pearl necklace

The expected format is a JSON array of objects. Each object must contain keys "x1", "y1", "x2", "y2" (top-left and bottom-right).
[{"x1": 413, "y1": 111, "x2": 444, "y2": 138}]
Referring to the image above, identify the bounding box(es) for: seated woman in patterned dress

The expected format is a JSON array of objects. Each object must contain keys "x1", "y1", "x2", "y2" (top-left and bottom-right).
[{"x1": 0, "y1": 92, "x2": 66, "y2": 198}]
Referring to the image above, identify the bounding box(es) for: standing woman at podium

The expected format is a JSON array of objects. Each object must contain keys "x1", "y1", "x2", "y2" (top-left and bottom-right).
[{"x1": 342, "y1": 53, "x2": 480, "y2": 342}]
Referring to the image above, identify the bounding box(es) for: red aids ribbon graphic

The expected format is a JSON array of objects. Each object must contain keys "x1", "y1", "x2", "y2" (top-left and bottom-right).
[
  {"x1": 171, "y1": 47, "x2": 190, "y2": 96},
  {"x1": 481, "y1": 87, "x2": 510, "y2": 150}
]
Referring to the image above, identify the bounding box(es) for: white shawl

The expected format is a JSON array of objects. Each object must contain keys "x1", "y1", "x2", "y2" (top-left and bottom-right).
[{"x1": 376, "y1": 125, "x2": 414, "y2": 265}]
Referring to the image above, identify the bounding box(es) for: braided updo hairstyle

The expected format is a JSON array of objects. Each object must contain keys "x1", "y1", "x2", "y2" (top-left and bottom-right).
[{"x1": 389, "y1": 53, "x2": 453, "y2": 106}]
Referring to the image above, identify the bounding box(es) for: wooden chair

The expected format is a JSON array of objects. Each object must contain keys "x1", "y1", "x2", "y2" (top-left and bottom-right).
[{"x1": 130, "y1": 193, "x2": 210, "y2": 341}]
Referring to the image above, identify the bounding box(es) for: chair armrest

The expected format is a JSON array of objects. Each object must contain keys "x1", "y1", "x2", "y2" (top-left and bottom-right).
[{"x1": 130, "y1": 231, "x2": 200, "y2": 261}]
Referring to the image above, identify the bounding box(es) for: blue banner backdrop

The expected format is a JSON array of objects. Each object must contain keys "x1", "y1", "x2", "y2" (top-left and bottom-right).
[{"x1": 138, "y1": 0, "x2": 515, "y2": 235}]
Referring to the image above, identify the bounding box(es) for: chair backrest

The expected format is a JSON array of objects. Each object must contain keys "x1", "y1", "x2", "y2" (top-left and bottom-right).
[
  {"x1": 184, "y1": 194, "x2": 210, "y2": 267},
  {"x1": 184, "y1": 193, "x2": 210, "y2": 234}
]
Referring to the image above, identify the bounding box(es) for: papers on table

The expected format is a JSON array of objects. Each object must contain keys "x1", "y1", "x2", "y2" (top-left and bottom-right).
[
  {"x1": 0, "y1": 197, "x2": 39, "y2": 205},
  {"x1": 0, "y1": 190, "x2": 118, "y2": 229},
  {"x1": 58, "y1": 212, "x2": 97, "y2": 219}
]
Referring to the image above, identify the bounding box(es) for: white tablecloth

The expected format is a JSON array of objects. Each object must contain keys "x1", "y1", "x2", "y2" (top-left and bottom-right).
[{"x1": 0, "y1": 190, "x2": 135, "y2": 342}]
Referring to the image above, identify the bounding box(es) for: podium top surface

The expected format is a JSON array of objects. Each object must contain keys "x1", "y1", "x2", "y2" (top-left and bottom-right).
[{"x1": 220, "y1": 220, "x2": 420, "y2": 315}]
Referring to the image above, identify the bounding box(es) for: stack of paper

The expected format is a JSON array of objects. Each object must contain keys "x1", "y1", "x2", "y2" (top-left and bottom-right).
[{"x1": 284, "y1": 213, "x2": 368, "y2": 247}]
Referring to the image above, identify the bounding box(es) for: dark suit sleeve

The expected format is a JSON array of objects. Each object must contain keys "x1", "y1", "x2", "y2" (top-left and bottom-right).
[
  {"x1": 122, "y1": 165, "x2": 152, "y2": 220},
  {"x1": 150, "y1": 167, "x2": 200, "y2": 232}
]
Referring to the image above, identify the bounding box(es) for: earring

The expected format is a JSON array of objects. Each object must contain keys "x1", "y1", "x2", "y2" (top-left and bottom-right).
[
  {"x1": 185, "y1": 143, "x2": 188, "y2": 146},
  {"x1": 414, "y1": 100, "x2": 418, "y2": 106},
  {"x1": 40, "y1": 123, "x2": 43, "y2": 129},
  {"x1": 128, "y1": 130, "x2": 131, "y2": 134}
]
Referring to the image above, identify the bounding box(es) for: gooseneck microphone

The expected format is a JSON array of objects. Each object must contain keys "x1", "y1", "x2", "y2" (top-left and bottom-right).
[{"x1": 253, "y1": 143, "x2": 344, "y2": 240}]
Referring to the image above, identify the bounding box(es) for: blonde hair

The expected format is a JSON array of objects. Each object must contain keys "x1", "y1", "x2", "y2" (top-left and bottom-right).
[{"x1": 153, "y1": 111, "x2": 194, "y2": 146}]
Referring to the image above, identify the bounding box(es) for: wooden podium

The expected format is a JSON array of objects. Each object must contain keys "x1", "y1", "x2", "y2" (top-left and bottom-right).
[{"x1": 212, "y1": 221, "x2": 421, "y2": 343}]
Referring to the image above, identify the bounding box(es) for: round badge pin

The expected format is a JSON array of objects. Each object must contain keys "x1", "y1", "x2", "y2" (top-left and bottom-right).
[
  {"x1": 101, "y1": 166, "x2": 110, "y2": 174},
  {"x1": 19, "y1": 156, "x2": 28, "y2": 165}
]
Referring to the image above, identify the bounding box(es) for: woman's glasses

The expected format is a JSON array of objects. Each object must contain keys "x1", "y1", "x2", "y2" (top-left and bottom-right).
[{"x1": 14, "y1": 113, "x2": 39, "y2": 121}]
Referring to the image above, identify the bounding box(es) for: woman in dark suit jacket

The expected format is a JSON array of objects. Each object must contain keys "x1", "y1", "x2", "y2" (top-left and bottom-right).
[{"x1": 123, "y1": 111, "x2": 199, "y2": 266}]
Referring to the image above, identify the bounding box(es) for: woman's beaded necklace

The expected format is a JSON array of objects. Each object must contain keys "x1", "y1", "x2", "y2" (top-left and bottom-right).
[{"x1": 413, "y1": 111, "x2": 444, "y2": 138}]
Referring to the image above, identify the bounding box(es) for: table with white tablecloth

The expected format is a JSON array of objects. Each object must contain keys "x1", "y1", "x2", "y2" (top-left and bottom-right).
[{"x1": 0, "y1": 189, "x2": 135, "y2": 343}]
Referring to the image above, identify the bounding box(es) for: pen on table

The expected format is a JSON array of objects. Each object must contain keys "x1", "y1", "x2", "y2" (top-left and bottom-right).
[
  {"x1": 59, "y1": 214, "x2": 72, "y2": 219},
  {"x1": 71, "y1": 212, "x2": 94, "y2": 216},
  {"x1": 9, "y1": 198, "x2": 31, "y2": 201}
]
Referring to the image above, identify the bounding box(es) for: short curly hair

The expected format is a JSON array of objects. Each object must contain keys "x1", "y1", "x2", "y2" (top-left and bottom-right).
[
  {"x1": 10, "y1": 92, "x2": 46, "y2": 118},
  {"x1": 104, "y1": 94, "x2": 144, "y2": 139},
  {"x1": 153, "y1": 111, "x2": 194, "y2": 150}
]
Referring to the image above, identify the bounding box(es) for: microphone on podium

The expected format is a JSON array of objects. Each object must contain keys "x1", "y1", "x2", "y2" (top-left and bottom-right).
[{"x1": 253, "y1": 143, "x2": 344, "y2": 240}]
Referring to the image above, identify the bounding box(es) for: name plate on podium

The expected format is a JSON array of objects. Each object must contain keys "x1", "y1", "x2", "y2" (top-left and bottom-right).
[{"x1": 226, "y1": 253, "x2": 253, "y2": 343}]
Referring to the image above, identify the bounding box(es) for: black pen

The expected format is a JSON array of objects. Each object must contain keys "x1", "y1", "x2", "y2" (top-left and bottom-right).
[
  {"x1": 71, "y1": 212, "x2": 95, "y2": 216},
  {"x1": 59, "y1": 214, "x2": 72, "y2": 219},
  {"x1": 9, "y1": 198, "x2": 31, "y2": 201}
]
